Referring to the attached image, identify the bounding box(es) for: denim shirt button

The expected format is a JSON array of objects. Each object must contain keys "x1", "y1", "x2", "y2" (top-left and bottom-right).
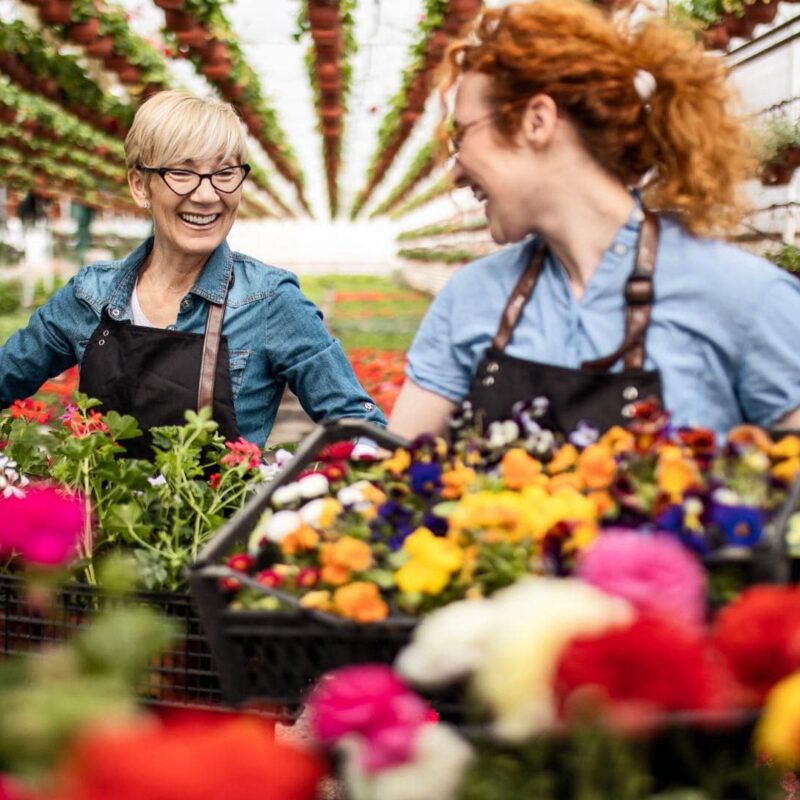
[
  {"x1": 363, "y1": 402, "x2": 374, "y2": 411},
  {"x1": 181, "y1": 297, "x2": 193, "y2": 311},
  {"x1": 110, "y1": 308, "x2": 120, "y2": 318}
]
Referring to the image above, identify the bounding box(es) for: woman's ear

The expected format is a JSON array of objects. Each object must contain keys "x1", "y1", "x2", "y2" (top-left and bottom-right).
[
  {"x1": 520, "y1": 93, "x2": 559, "y2": 149},
  {"x1": 128, "y1": 167, "x2": 150, "y2": 210}
]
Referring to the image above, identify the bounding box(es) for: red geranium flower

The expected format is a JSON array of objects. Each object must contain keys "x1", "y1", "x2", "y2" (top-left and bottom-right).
[
  {"x1": 9, "y1": 398, "x2": 51, "y2": 424},
  {"x1": 712, "y1": 585, "x2": 800, "y2": 703},
  {"x1": 221, "y1": 438, "x2": 262, "y2": 470},
  {"x1": 45, "y1": 710, "x2": 324, "y2": 800},
  {"x1": 555, "y1": 616, "x2": 733, "y2": 727}
]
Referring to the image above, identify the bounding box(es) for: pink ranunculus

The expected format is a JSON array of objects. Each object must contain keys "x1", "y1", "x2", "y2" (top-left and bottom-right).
[
  {"x1": 0, "y1": 484, "x2": 87, "y2": 568},
  {"x1": 577, "y1": 529, "x2": 707, "y2": 629},
  {"x1": 307, "y1": 664, "x2": 432, "y2": 772}
]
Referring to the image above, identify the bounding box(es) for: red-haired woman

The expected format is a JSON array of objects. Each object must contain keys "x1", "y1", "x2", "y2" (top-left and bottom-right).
[{"x1": 390, "y1": 0, "x2": 800, "y2": 439}]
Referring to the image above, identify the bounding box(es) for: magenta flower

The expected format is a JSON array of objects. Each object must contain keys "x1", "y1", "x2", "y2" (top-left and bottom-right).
[
  {"x1": 307, "y1": 664, "x2": 432, "y2": 772},
  {"x1": 577, "y1": 529, "x2": 707, "y2": 629},
  {"x1": 0, "y1": 484, "x2": 87, "y2": 568}
]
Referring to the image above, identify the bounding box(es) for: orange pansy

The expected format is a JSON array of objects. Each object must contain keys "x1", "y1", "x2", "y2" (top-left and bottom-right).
[
  {"x1": 501, "y1": 448, "x2": 544, "y2": 490},
  {"x1": 333, "y1": 582, "x2": 389, "y2": 622},
  {"x1": 576, "y1": 444, "x2": 617, "y2": 490}
]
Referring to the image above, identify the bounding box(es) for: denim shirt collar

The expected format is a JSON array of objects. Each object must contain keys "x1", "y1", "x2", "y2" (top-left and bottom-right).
[{"x1": 105, "y1": 238, "x2": 234, "y2": 320}]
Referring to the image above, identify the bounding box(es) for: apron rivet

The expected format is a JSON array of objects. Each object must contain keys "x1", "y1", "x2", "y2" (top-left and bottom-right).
[
  {"x1": 482, "y1": 376, "x2": 495, "y2": 387},
  {"x1": 102, "y1": 330, "x2": 110, "y2": 337},
  {"x1": 622, "y1": 403, "x2": 635, "y2": 418},
  {"x1": 98, "y1": 339, "x2": 105, "y2": 346},
  {"x1": 487, "y1": 362, "x2": 499, "y2": 373},
  {"x1": 623, "y1": 386, "x2": 639, "y2": 401}
]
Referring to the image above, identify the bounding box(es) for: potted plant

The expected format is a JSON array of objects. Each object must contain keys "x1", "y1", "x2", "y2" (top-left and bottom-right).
[
  {"x1": 758, "y1": 115, "x2": 800, "y2": 186},
  {"x1": 743, "y1": 0, "x2": 778, "y2": 24},
  {"x1": 66, "y1": 15, "x2": 100, "y2": 44}
]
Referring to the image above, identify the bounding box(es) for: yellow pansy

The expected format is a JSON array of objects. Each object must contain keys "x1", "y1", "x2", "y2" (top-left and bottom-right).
[
  {"x1": 383, "y1": 448, "x2": 411, "y2": 476},
  {"x1": 656, "y1": 451, "x2": 700, "y2": 500},
  {"x1": 756, "y1": 672, "x2": 800, "y2": 767},
  {"x1": 773, "y1": 457, "x2": 800, "y2": 483},
  {"x1": 299, "y1": 590, "x2": 333, "y2": 612},
  {"x1": 771, "y1": 436, "x2": 800, "y2": 460},
  {"x1": 395, "y1": 527, "x2": 464, "y2": 595},
  {"x1": 599, "y1": 425, "x2": 635, "y2": 454}
]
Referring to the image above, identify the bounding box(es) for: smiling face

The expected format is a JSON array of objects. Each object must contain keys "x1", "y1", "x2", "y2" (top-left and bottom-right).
[
  {"x1": 130, "y1": 157, "x2": 243, "y2": 261},
  {"x1": 451, "y1": 73, "x2": 552, "y2": 245}
]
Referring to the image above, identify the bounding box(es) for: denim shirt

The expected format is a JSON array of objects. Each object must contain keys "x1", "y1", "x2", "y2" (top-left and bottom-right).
[
  {"x1": 0, "y1": 238, "x2": 387, "y2": 444},
  {"x1": 408, "y1": 210, "x2": 800, "y2": 437}
]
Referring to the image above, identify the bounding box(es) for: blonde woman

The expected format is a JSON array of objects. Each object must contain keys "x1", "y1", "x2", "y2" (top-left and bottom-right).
[
  {"x1": 0, "y1": 91, "x2": 385, "y2": 452},
  {"x1": 390, "y1": 0, "x2": 800, "y2": 439}
]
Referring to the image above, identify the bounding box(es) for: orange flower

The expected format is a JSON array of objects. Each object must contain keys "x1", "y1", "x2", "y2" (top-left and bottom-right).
[
  {"x1": 576, "y1": 444, "x2": 617, "y2": 490},
  {"x1": 547, "y1": 472, "x2": 584, "y2": 492},
  {"x1": 588, "y1": 490, "x2": 615, "y2": 518},
  {"x1": 548, "y1": 444, "x2": 578, "y2": 474},
  {"x1": 441, "y1": 462, "x2": 477, "y2": 499},
  {"x1": 319, "y1": 537, "x2": 373, "y2": 586},
  {"x1": 656, "y1": 451, "x2": 701, "y2": 499},
  {"x1": 501, "y1": 448, "x2": 544, "y2": 490},
  {"x1": 332, "y1": 582, "x2": 389, "y2": 622},
  {"x1": 281, "y1": 524, "x2": 321, "y2": 556},
  {"x1": 728, "y1": 425, "x2": 773, "y2": 452},
  {"x1": 771, "y1": 436, "x2": 800, "y2": 461},
  {"x1": 599, "y1": 425, "x2": 635, "y2": 455},
  {"x1": 773, "y1": 457, "x2": 800, "y2": 483}
]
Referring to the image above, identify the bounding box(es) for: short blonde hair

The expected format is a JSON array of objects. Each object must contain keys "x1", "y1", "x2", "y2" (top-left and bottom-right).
[{"x1": 124, "y1": 90, "x2": 247, "y2": 170}]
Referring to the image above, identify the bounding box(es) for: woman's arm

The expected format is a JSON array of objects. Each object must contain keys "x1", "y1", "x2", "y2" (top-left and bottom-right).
[
  {"x1": 388, "y1": 379, "x2": 457, "y2": 439},
  {"x1": 773, "y1": 406, "x2": 800, "y2": 431}
]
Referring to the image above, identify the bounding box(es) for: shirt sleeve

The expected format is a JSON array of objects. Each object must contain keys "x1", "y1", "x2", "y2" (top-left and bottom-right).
[
  {"x1": 736, "y1": 271, "x2": 800, "y2": 427},
  {"x1": 0, "y1": 280, "x2": 80, "y2": 408},
  {"x1": 265, "y1": 272, "x2": 387, "y2": 428},
  {"x1": 406, "y1": 280, "x2": 472, "y2": 403}
]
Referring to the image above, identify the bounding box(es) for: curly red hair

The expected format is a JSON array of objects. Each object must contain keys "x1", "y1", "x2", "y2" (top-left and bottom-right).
[{"x1": 442, "y1": 0, "x2": 756, "y2": 235}]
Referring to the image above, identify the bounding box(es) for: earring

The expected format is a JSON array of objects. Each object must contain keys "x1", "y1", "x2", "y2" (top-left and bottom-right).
[{"x1": 143, "y1": 201, "x2": 150, "y2": 210}]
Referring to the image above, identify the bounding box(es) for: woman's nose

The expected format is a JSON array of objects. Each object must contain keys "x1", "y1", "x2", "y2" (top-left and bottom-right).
[
  {"x1": 191, "y1": 176, "x2": 221, "y2": 202},
  {"x1": 450, "y1": 157, "x2": 469, "y2": 189}
]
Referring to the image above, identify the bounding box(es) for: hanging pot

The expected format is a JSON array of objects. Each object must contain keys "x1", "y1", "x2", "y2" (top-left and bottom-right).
[
  {"x1": 40, "y1": 78, "x2": 60, "y2": 100},
  {"x1": 761, "y1": 159, "x2": 796, "y2": 186},
  {"x1": 426, "y1": 29, "x2": 448, "y2": 62},
  {"x1": 67, "y1": 17, "x2": 100, "y2": 44},
  {"x1": 703, "y1": 22, "x2": 729, "y2": 50},
  {"x1": 0, "y1": 107, "x2": 16, "y2": 125},
  {"x1": 202, "y1": 40, "x2": 229, "y2": 65},
  {"x1": 320, "y1": 106, "x2": 342, "y2": 121},
  {"x1": 743, "y1": 0, "x2": 778, "y2": 24},
  {"x1": 104, "y1": 53, "x2": 130, "y2": 71},
  {"x1": 117, "y1": 65, "x2": 142, "y2": 85},
  {"x1": 39, "y1": 0, "x2": 73, "y2": 25},
  {"x1": 84, "y1": 36, "x2": 114, "y2": 58},
  {"x1": 164, "y1": 9, "x2": 196, "y2": 32},
  {"x1": 176, "y1": 26, "x2": 208, "y2": 48},
  {"x1": 154, "y1": 0, "x2": 185, "y2": 8},
  {"x1": 225, "y1": 84, "x2": 245, "y2": 102},
  {"x1": 723, "y1": 12, "x2": 755, "y2": 38},
  {"x1": 201, "y1": 62, "x2": 231, "y2": 81},
  {"x1": 448, "y1": 0, "x2": 481, "y2": 20},
  {"x1": 307, "y1": 5, "x2": 339, "y2": 30},
  {"x1": 400, "y1": 109, "x2": 422, "y2": 125}
]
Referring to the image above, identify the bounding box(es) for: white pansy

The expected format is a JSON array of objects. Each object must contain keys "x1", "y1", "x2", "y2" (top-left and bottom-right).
[
  {"x1": 487, "y1": 420, "x2": 519, "y2": 448},
  {"x1": 712, "y1": 488, "x2": 740, "y2": 506},
  {"x1": 2, "y1": 485, "x2": 25, "y2": 499},
  {"x1": 298, "y1": 473, "x2": 330, "y2": 499},
  {"x1": 258, "y1": 463, "x2": 281, "y2": 482},
  {"x1": 337, "y1": 480, "x2": 374, "y2": 508},
  {"x1": 395, "y1": 599, "x2": 500, "y2": 689},
  {"x1": 342, "y1": 724, "x2": 472, "y2": 800},
  {"x1": 275, "y1": 448, "x2": 294, "y2": 467},
  {"x1": 271, "y1": 482, "x2": 302, "y2": 508},
  {"x1": 148, "y1": 474, "x2": 167, "y2": 487},
  {"x1": 264, "y1": 510, "x2": 303, "y2": 543}
]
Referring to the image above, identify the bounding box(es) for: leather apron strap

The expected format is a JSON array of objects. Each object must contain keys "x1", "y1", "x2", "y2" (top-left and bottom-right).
[
  {"x1": 490, "y1": 210, "x2": 659, "y2": 373},
  {"x1": 197, "y1": 273, "x2": 233, "y2": 412}
]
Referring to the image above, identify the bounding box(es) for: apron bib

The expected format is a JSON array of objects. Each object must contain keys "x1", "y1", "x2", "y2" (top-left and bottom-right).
[
  {"x1": 79, "y1": 276, "x2": 240, "y2": 459},
  {"x1": 466, "y1": 211, "x2": 664, "y2": 435}
]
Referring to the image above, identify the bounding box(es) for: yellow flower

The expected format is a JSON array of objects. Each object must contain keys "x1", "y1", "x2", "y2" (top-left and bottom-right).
[
  {"x1": 333, "y1": 582, "x2": 389, "y2": 622},
  {"x1": 656, "y1": 451, "x2": 700, "y2": 500},
  {"x1": 547, "y1": 472, "x2": 584, "y2": 492},
  {"x1": 756, "y1": 672, "x2": 800, "y2": 767},
  {"x1": 772, "y1": 436, "x2": 800, "y2": 460},
  {"x1": 396, "y1": 528, "x2": 464, "y2": 595},
  {"x1": 501, "y1": 448, "x2": 545, "y2": 490},
  {"x1": 599, "y1": 425, "x2": 635, "y2": 455},
  {"x1": 441, "y1": 462, "x2": 477, "y2": 500},
  {"x1": 383, "y1": 448, "x2": 411, "y2": 476},
  {"x1": 576, "y1": 444, "x2": 617, "y2": 490},
  {"x1": 773, "y1": 457, "x2": 800, "y2": 483},
  {"x1": 299, "y1": 590, "x2": 333, "y2": 612},
  {"x1": 548, "y1": 444, "x2": 578, "y2": 475}
]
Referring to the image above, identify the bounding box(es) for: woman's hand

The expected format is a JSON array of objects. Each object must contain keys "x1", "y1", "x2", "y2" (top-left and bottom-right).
[{"x1": 388, "y1": 379, "x2": 457, "y2": 440}]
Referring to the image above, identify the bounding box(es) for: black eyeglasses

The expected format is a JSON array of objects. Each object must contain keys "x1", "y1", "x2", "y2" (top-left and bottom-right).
[
  {"x1": 136, "y1": 164, "x2": 251, "y2": 196},
  {"x1": 447, "y1": 99, "x2": 531, "y2": 158}
]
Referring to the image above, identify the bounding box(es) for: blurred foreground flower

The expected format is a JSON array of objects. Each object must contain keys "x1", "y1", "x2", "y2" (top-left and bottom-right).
[
  {"x1": 0, "y1": 485, "x2": 86, "y2": 567},
  {"x1": 43, "y1": 710, "x2": 324, "y2": 800}
]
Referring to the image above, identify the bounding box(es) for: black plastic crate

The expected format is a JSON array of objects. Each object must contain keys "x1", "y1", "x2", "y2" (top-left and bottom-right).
[
  {"x1": 190, "y1": 418, "x2": 800, "y2": 714},
  {"x1": 0, "y1": 574, "x2": 222, "y2": 708}
]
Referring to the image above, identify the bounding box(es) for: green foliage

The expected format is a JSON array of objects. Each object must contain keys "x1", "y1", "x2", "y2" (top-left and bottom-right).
[
  {"x1": 397, "y1": 246, "x2": 480, "y2": 264},
  {"x1": 397, "y1": 216, "x2": 488, "y2": 241},
  {"x1": 764, "y1": 243, "x2": 800, "y2": 274},
  {"x1": 0, "y1": 278, "x2": 22, "y2": 314}
]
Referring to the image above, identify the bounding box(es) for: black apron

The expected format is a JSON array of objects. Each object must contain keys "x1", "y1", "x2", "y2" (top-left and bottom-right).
[
  {"x1": 79, "y1": 276, "x2": 240, "y2": 459},
  {"x1": 465, "y1": 211, "x2": 664, "y2": 435}
]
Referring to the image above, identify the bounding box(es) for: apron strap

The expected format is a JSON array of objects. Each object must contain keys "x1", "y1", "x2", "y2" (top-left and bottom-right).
[
  {"x1": 581, "y1": 210, "x2": 659, "y2": 372},
  {"x1": 491, "y1": 239, "x2": 547, "y2": 351},
  {"x1": 197, "y1": 272, "x2": 234, "y2": 412}
]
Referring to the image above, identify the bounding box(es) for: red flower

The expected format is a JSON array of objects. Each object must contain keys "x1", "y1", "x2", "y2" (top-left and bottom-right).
[
  {"x1": 226, "y1": 553, "x2": 254, "y2": 573},
  {"x1": 221, "y1": 438, "x2": 262, "y2": 470},
  {"x1": 297, "y1": 567, "x2": 320, "y2": 588},
  {"x1": 208, "y1": 472, "x2": 221, "y2": 490},
  {"x1": 321, "y1": 461, "x2": 346, "y2": 481},
  {"x1": 317, "y1": 442, "x2": 354, "y2": 462},
  {"x1": 9, "y1": 398, "x2": 51, "y2": 424},
  {"x1": 555, "y1": 617, "x2": 732, "y2": 725},
  {"x1": 712, "y1": 585, "x2": 800, "y2": 702},
  {"x1": 0, "y1": 485, "x2": 87, "y2": 568},
  {"x1": 60, "y1": 407, "x2": 109, "y2": 438},
  {"x1": 255, "y1": 569, "x2": 282, "y2": 588},
  {"x1": 45, "y1": 710, "x2": 325, "y2": 800}
]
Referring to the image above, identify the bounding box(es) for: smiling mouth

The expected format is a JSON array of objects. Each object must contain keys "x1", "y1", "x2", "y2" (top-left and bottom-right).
[
  {"x1": 470, "y1": 185, "x2": 487, "y2": 203},
  {"x1": 179, "y1": 212, "x2": 220, "y2": 227}
]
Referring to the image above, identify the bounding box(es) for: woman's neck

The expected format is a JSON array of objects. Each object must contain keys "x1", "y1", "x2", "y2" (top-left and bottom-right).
[
  {"x1": 536, "y1": 176, "x2": 636, "y2": 302},
  {"x1": 139, "y1": 238, "x2": 209, "y2": 295}
]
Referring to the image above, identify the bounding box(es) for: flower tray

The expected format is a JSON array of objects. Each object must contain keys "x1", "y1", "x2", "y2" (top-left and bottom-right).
[
  {"x1": 190, "y1": 419, "x2": 427, "y2": 714},
  {"x1": 0, "y1": 574, "x2": 222, "y2": 709}
]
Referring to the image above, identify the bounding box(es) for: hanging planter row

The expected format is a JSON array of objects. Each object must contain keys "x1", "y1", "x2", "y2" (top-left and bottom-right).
[
  {"x1": 156, "y1": 0, "x2": 307, "y2": 217},
  {"x1": 369, "y1": 138, "x2": 439, "y2": 219},
  {"x1": 388, "y1": 172, "x2": 453, "y2": 220},
  {"x1": 757, "y1": 114, "x2": 800, "y2": 185},
  {"x1": 303, "y1": 0, "x2": 357, "y2": 218},
  {"x1": 0, "y1": 21, "x2": 134, "y2": 138},
  {"x1": 239, "y1": 192, "x2": 275, "y2": 220},
  {"x1": 349, "y1": 0, "x2": 482, "y2": 220},
  {"x1": 246, "y1": 162, "x2": 293, "y2": 218},
  {"x1": 21, "y1": 0, "x2": 170, "y2": 94},
  {"x1": 396, "y1": 214, "x2": 488, "y2": 242}
]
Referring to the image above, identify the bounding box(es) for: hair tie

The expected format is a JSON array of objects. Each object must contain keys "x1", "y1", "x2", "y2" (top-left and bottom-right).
[{"x1": 633, "y1": 69, "x2": 656, "y2": 110}]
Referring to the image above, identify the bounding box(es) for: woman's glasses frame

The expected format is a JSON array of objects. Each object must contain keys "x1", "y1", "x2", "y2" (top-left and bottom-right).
[{"x1": 135, "y1": 164, "x2": 251, "y2": 196}]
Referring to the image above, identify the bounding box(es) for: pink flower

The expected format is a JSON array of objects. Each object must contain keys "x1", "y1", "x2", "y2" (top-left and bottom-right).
[
  {"x1": 0, "y1": 485, "x2": 87, "y2": 568},
  {"x1": 577, "y1": 529, "x2": 707, "y2": 628},
  {"x1": 221, "y1": 438, "x2": 262, "y2": 470},
  {"x1": 308, "y1": 664, "x2": 432, "y2": 772}
]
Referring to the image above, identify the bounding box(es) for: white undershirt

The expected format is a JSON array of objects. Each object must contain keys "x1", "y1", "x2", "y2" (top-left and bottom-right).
[{"x1": 130, "y1": 283, "x2": 156, "y2": 328}]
